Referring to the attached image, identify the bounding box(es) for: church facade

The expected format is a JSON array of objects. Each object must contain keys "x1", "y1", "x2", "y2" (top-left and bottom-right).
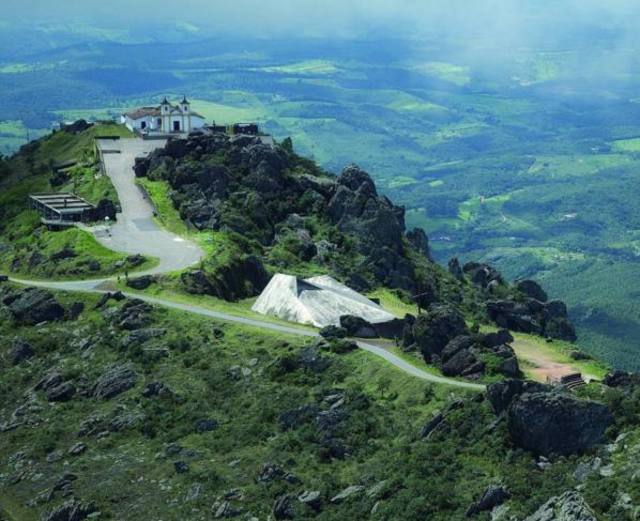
[{"x1": 121, "y1": 97, "x2": 206, "y2": 134}]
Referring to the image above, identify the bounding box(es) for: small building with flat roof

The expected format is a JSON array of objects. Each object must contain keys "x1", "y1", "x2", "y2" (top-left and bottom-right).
[{"x1": 29, "y1": 193, "x2": 96, "y2": 226}]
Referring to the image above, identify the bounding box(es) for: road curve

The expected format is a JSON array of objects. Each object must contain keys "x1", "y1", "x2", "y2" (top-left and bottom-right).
[
  {"x1": 95, "y1": 138, "x2": 203, "y2": 274},
  {"x1": 7, "y1": 137, "x2": 484, "y2": 391}
]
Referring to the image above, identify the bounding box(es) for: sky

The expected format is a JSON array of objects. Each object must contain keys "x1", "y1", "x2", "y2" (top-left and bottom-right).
[{"x1": 5, "y1": 0, "x2": 640, "y2": 44}]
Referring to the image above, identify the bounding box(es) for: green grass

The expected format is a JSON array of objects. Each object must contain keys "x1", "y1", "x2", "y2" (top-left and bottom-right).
[{"x1": 611, "y1": 137, "x2": 640, "y2": 153}]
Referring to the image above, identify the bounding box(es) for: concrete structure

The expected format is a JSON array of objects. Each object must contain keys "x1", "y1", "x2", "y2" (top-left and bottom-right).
[
  {"x1": 252, "y1": 274, "x2": 396, "y2": 328},
  {"x1": 121, "y1": 97, "x2": 206, "y2": 134},
  {"x1": 29, "y1": 193, "x2": 95, "y2": 224}
]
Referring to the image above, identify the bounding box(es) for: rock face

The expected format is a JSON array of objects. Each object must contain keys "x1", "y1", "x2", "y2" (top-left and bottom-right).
[
  {"x1": 516, "y1": 279, "x2": 548, "y2": 302},
  {"x1": 486, "y1": 298, "x2": 576, "y2": 341},
  {"x1": 524, "y1": 491, "x2": 597, "y2": 521},
  {"x1": 3, "y1": 288, "x2": 66, "y2": 324},
  {"x1": 507, "y1": 392, "x2": 612, "y2": 456},
  {"x1": 181, "y1": 255, "x2": 268, "y2": 301},
  {"x1": 486, "y1": 379, "x2": 552, "y2": 415}
]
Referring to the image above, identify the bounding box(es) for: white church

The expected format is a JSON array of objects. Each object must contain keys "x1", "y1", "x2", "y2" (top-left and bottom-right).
[{"x1": 121, "y1": 96, "x2": 206, "y2": 134}]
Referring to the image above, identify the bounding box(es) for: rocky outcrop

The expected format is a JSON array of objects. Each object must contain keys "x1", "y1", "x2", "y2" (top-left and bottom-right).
[
  {"x1": 486, "y1": 379, "x2": 552, "y2": 415},
  {"x1": 408, "y1": 304, "x2": 468, "y2": 362},
  {"x1": 507, "y1": 392, "x2": 612, "y2": 456},
  {"x1": 524, "y1": 491, "x2": 597, "y2": 521},
  {"x1": 42, "y1": 499, "x2": 97, "y2": 521},
  {"x1": 463, "y1": 262, "x2": 504, "y2": 290},
  {"x1": 181, "y1": 255, "x2": 268, "y2": 301},
  {"x1": 92, "y1": 364, "x2": 138, "y2": 399},
  {"x1": 516, "y1": 279, "x2": 548, "y2": 302},
  {"x1": 603, "y1": 370, "x2": 640, "y2": 390},
  {"x1": 2, "y1": 287, "x2": 66, "y2": 325},
  {"x1": 126, "y1": 275, "x2": 155, "y2": 290},
  {"x1": 486, "y1": 298, "x2": 576, "y2": 341},
  {"x1": 339, "y1": 315, "x2": 377, "y2": 338}
]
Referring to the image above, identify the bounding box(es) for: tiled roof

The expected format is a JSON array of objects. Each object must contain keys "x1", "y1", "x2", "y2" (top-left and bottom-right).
[{"x1": 124, "y1": 107, "x2": 161, "y2": 119}]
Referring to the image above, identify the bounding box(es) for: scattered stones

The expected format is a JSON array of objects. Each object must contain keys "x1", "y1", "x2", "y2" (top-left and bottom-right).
[
  {"x1": 113, "y1": 299, "x2": 153, "y2": 330},
  {"x1": 524, "y1": 490, "x2": 597, "y2": 521},
  {"x1": 92, "y1": 364, "x2": 138, "y2": 399},
  {"x1": 257, "y1": 463, "x2": 286, "y2": 483},
  {"x1": 42, "y1": 499, "x2": 97, "y2": 521}
]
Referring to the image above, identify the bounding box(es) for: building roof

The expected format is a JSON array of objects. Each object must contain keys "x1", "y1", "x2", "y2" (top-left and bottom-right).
[
  {"x1": 30, "y1": 193, "x2": 95, "y2": 214},
  {"x1": 124, "y1": 102, "x2": 205, "y2": 120},
  {"x1": 251, "y1": 274, "x2": 396, "y2": 327},
  {"x1": 124, "y1": 107, "x2": 161, "y2": 119}
]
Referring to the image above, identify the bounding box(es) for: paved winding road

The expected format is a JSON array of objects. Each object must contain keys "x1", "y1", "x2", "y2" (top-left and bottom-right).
[
  {"x1": 95, "y1": 138, "x2": 203, "y2": 273},
  {"x1": 10, "y1": 137, "x2": 484, "y2": 392}
]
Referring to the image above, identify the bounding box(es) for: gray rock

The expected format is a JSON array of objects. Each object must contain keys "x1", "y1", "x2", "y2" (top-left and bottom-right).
[
  {"x1": 92, "y1": 364, "x2": 138, "y2": 399},
  {"x1": 46, "y1": 382, "x2": 76, "y2": 402},
  {"x1": 195, "y1": 418, "x2": 218, "y2": 433},
  {"x1": 508, "y1": 392, "x2": 613, "y2": 456},
  {"x1": 126, "y1": 275, "x2": 155, "y2": 290},
  {"x1": 68, "y1": 442, "x2": 87, "y2": 456},
  {"x1": 524, "y1": 490, "x2": 597, "y2": 521},
  {"x1": 42, "y1": 499, "x2": 97, "y2": 521},
  {"x1": 516, "y1": 280, "x2": 548, "y2": 302},
  {"x1": 340, "y1": 315, "x2": 377, "y2": 338},
  {"x1": 273, "y1": 494, "x2": 295, "y2": 520},
  {"x1": 319, "y1": 325, "x2": 347, "y2": 339},
  {"x1": 109, "y1": 411, "x2": 144, "y2": 432},
  {"x1": 298, "y1": 490, "x2": 322, "y2": 511},
  {"x1": 331, "y1": 485, "x2": 365, "y2": 504},
  {"x1": 10, "y1": 338, "x2": 35, "y2": 365},
  {"x1": 4, "y1": 288, "x2": 66, "y2": 325}
]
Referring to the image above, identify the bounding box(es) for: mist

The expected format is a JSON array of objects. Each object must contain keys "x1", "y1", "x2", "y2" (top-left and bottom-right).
[{"x1": 6, "y1": 0, "x2": 640, "y2": 47}]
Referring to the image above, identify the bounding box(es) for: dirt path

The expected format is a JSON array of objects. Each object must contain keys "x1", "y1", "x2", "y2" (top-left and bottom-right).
[{"x1": 512, "y1": 337, "x2": 579, "y2": 382}]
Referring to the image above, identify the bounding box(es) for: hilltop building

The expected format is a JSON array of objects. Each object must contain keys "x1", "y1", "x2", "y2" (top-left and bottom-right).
[{"x1": 121, "y1": 97, "x2": 206, "y2": 134}]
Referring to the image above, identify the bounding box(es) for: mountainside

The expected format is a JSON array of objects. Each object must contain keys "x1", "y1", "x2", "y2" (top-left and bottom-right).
[{"x1": 1, "y1": 126, "x2": 640, "y2": 520}]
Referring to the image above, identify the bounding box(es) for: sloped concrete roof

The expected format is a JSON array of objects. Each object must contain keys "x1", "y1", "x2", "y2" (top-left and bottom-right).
[{"x1": 251, "y1": 274, "x2": 395, "y2": 328}]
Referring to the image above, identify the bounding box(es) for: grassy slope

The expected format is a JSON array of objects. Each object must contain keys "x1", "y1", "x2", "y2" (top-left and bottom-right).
[
  {"x1": 0, "y1": 124, "x2": 159, "y2": 279},
  {"x1": 2, "y1": 287, "x2": 631, "y2": 520}
]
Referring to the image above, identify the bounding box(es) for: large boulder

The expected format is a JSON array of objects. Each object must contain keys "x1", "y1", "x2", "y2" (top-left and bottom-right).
[
  {"x1": 524, "y1": 491, "x2": 597, "y2": 521},
  {"x1": 3, "y1": 288, "x2": 66, "y2": 325},
  {"x1": 93, "y1": 199, "x2": 117, "y2": 221},
  {"x1": 603, "y1": 370, "x2": 640, "y2": 390},
  {"x1": 516, "y1": 280, "x2": 548, "y2": 302},
  {"x1": 42, "y1": 499, "x2": 97, "y2": 521},
  {"x1": 126, "y1": 275, "x2": 155, "y2": 290},
  {"x1": 463, "y1": 262, "x2": 504, "y2": 289},
  {"x1": 410, "y1": 304, "x2": 468, "y2": 362},
  {"x1": 507, "y1": 392, "x2": 612, "y2": 456},
  {"x1": 486, "y1": 380, "x2": 553, "y2": 415}
]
